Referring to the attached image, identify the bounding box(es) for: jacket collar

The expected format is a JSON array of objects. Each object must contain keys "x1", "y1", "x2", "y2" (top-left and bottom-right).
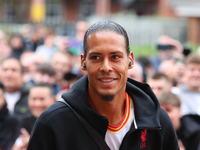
[
  {"x1": 126, "y1": 78, "x2": 161, "y2": 129},
  {"x1": 62, "y1": 75, "x2": 161, "y2": 138}
]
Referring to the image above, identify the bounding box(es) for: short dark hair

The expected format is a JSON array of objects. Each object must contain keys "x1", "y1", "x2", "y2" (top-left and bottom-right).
[
  {"x1": 31, "y1": 83, "x2": 54, "y2": 96},
  {"x1": 1, "y1": 56, "x2": 23, "y2": 73},
  {"x1": 185, "y1": 54, "x2": 200, "y2": 65},
  {"x1": 83, "y1": 20, "x2": 130, "y2": 56},
  {"x1": 36, "y1": 63, "x2": 56, "y2": 76},
  {"x1": 151, "y1": 72, "x2": 170, "y2": 82},
  {"x1": 158, "y1": 92, "x2": 181, "y2": 107}
]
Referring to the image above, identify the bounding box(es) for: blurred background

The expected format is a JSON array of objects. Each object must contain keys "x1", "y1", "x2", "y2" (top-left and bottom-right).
[{"x1": 0, "y1": 0, "x2": 199, "y2": 57}]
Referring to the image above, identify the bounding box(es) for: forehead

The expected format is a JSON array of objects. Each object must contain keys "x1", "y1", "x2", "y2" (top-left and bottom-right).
[
  {"x1": 86, "y1": 31, "x2": 126, "y2": 53},
  {"x1": 2, "y1": 59, "x2": 21, "y2": 69},
  {"x1": 30, "y1": 87, "x2": 51, "y2": 94},
  {"x1": 149, "y1": 78, "x2": 167, "y2": 86},
  {"x1": 186, "y1": 63, "x2": 200, "y2": 68}
]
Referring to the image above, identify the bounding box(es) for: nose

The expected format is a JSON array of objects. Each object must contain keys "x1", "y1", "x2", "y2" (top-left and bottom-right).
[
  {"x1": 100, "y1": 58, "x2": 112, "y2": 72},
  {"x1": 33, "y1": 99, "x2": 43, "y2": 107}
]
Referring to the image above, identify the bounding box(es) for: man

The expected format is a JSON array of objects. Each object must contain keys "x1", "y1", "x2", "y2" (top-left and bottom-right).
[
  {"x1": 0, "y1": 57, "x2": 32, "y2": 117},
  {"x1": 27, "y1": 20, "x2": 179, "y2": 150},
  {"x1": 147, "y1": 72, "x2": 172, "y2": 97},
  {"x1": 0, "y1": 82, "x2": 19, "y2": 150},
  {"x1": 150, "y1": 35, "x2": 183, "y2": 72},
  {"x1": 127, "y1": 61, "x2": 144, "y2": 82},
  {"x1": 51, "y1": 51, "x2": 71, "y2": 89},
  {"x1": 32, "y1": 62, "x2": 61, "y2": 95},
  {"x1": 35, "y1": 28, "x2": 58, "y2": 61},
  {"x1": 12, "y1": 83, "x2": 55, "y2": 150},
  {"x1": 158, "y1": 92, "x2": 200, "y2": 150},
  {"x1": 173, "y1": 54, "x2": 200, "y2": 117}
]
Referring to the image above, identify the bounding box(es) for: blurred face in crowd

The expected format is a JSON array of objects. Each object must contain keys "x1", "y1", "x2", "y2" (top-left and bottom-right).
[
  {"x1": 81, "y1": 31, "x2": 134, "y2": 101},
  {"x1": 0, "y1": 58, "x2": 23, "y2": 93},
  {"x1": 160, "y1": 104, "x2": 181, "y2": 131},
  {"x1": 44, "y1": 34, "x2": 55, "y2": 47},
  {"x1": 10, "y1": 35, "x2": 23, "y2": 49},
  {"x1": 147, "y1": 78, "x2": 171, "y2": 97},
  {"x1": 76, "y1": 21, "x2": 89, "y2": 41},
  {"x1": 0, "y1": 40, "x2": 11, "y2": 61},
  {"x1": 51, "y1": 52, "x2": 71, "y2": 81},
  {"x1": 184, "y1": 63, "x2": 200, "y2": 92},
  {"x1": 127, "y1": 62, "x2": 143, "y2": 82},
  {"x1": 34, "y1": 73, "x2": 56, "y2": 85},
  {"x1": 28, "y1": 86, "x2": 55, "y2": 118}
]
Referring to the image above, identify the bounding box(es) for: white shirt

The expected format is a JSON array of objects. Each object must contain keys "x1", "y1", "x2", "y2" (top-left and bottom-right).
[
  {"x1": 4, "y1": 91, "x2": 21, "y2": 114},
  {"x1": 105, "y1": 95, "x2": 137, "y2": 150}
]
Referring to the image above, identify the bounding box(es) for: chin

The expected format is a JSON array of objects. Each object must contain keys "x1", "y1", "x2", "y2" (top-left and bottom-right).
[{"x1": 101, "y1": 94, "x2": 115, "y2": 101}]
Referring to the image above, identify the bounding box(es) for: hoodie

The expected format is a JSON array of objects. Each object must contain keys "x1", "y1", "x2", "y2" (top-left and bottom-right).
[{"x1": 27, "y1": 75, "x2": 179, "y2": 150}]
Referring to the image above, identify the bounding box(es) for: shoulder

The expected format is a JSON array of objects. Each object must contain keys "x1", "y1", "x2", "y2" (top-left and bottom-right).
[
  {"x1": 34, "y1": 101, "x2": 73, "y2": 126},
  {"x1": 4, "y1": 114, "x2": 19, "y2": 124}
]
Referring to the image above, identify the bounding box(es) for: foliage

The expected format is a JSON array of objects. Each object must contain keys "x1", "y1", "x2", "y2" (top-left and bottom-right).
[
  {"x1": 130, "y1": 45, "x2": 157, "y2": 59},
  {"x1": 130, "y1": 43, "x2": 199, "y2": 59}
]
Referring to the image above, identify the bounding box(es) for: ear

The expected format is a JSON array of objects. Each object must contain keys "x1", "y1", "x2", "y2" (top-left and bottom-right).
[
  {"x1": 81, "y1": 54, "x2": 86, "y2": 71},
  {"x1": 128, "y1": 52, "x2": 134, "y2": 69}
]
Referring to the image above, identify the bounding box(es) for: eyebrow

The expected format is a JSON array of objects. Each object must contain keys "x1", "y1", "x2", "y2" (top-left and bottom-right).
[
  {"x1": 88, "y1": 51, "x2": 123, "y2": 55},
  {"x1": 110, "y1": 51, "x2": 123, "y2": 54},
  {"x1": 88, "y1": 52, "x2": 101, "y2": 55}
]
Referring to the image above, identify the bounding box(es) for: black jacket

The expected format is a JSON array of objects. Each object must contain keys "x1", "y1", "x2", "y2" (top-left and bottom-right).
[
  {"x1": 0, "y1": 104, "x2": 19, "y2": 150},
  {"x1": 13, "y1": 83, "x2": 32, "y2": 118},
  {"x1": 177, "y1": 115, "x2": 200, "y2": 150},
  {"x1": 27, "y1": 75, "x2": 179, "y2": 150}
]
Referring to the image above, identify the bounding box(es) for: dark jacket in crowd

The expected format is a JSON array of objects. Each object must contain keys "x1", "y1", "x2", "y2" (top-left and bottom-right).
[
  {"x1": 13, "y1": 83, "x2": 32, "y2": 118},
  {"x1": 27, "y1": 75, "x2": 179, "y2": 150},
  {"x1": 177, "y1": 115, "x2": 200, "y2": 150},
  {"x1": 0, "y1": 104, "x2": 19, "y2": 150},
  {"x1": 18, "y1": 113, "x2": 37, "y2": 135}
]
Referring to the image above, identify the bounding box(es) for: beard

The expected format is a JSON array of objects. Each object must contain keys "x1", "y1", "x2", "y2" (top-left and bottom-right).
[{"x1": 101, "y1": 94, "x2": 115, "y2": 101}]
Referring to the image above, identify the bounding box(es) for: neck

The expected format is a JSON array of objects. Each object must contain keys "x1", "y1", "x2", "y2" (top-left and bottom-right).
[{"x1": 88, "y1": 89, "x2": 126, "y2": 126}]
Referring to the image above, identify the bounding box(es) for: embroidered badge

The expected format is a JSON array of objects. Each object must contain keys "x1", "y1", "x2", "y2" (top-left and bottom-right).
[{"x1": 140, "y1": 129, "x2": 147, "y2": 148}]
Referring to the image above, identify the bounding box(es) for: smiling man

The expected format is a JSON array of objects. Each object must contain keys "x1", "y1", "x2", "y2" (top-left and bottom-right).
[{"x1": 27, "y1": 20, "x2": 179, "y2": 150}]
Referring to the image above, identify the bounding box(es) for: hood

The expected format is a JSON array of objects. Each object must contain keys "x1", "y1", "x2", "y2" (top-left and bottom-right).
[
  {"x1": 126, "y1": 78, "x2": 161, "y2": 129},
  {"x1": 62, "y1": 75, "x2": 161, "y2": 137}
]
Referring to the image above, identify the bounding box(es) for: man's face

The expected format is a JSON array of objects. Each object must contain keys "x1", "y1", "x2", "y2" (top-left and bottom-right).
[
  {"x1": 82, "y1": 31, "x2": 133, "y2": 101},
  {"x1": 148, "y1": 78, "x2": 171, "y2": 97},
  {"x1": 28, "y1": 87, "x2": 55, "y2": 118},
  {"x1": 161, "y1": 104, "x2": 181, "y2": 131},
  {"x1": 127, "y1": 63, "x2": 143, "y2": 82},
  {"x1": 184, "y1": 63, "x2": 200, "y2": 92},
  {"x1": 34, "y1": 72, "x2": 56, "y2": 85},
  {"x1": 0, "y1": 59, "x2": 23, "y2": 93},
  {"x1": 51, "y1": 53, "x2": 71, "y2": 80}
]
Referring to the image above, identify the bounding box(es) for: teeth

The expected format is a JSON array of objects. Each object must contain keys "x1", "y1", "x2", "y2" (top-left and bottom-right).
[{"x1": 100, "y1": 79, "x2": 113, "y2": 82}]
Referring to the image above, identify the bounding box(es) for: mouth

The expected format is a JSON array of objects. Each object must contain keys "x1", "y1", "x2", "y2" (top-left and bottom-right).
[
  {"x1": 99, "y1": 78, "x2": 115, "y2": 82},
  {"x1": 98, "y1": 77, "x2": 117, "y2": 87}
]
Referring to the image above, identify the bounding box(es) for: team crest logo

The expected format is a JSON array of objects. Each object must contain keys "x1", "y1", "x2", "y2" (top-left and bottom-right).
[{"x1": 140, "y1": 129, "x2": 147, "y2": 148}]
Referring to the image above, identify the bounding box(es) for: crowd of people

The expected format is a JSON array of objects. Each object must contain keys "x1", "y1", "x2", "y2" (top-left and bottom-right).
[
  {"x1": 128, "y1": 36, "x2": 200, "y2": 149},
  {"x1": 0, "y1": 20, "x2": 88, "y2": 150},
  {"x1": 0, "y1": 19, "x2": 199, "y2": 150}
]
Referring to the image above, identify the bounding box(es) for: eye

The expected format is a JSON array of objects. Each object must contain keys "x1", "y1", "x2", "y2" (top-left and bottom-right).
[
  {"x1": 112, "y1": 55, "x2": 120, "y2": 60},
  {"x1": 91, "y1": 56, "x2": 100, "y2": 60}
]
